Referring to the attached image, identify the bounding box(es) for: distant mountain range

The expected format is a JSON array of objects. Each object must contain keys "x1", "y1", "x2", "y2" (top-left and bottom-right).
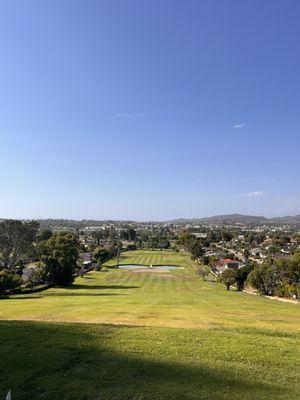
[
  {"x1": 168, "y1": 213, "x2": 300, "y2": 226},
  {"x1": 1, "y1": 214, "x2": 300, "y2": 227}
]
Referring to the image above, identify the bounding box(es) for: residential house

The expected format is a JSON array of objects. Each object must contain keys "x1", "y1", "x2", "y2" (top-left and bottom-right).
[{"x1": 211, "y1": 258, "x2": 243, "y2": 275}]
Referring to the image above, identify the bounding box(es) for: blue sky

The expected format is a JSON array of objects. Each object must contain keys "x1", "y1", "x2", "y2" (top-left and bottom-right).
[{"x1": 0, "y1": 0, "x2": 299, "y2": 220}]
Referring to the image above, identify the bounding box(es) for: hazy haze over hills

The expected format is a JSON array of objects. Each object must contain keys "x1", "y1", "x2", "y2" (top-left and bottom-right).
[
  {"x1": 1, "y1": 213, "x2": 297, "y2": 227},
  {"x1": 168, "y1": 214, "x2": 300, "y2": 225}
]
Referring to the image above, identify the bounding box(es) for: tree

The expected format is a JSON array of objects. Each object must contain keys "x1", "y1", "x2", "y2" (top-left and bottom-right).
[
  {"x1": 220, "y1": 269, "x2": 236, "y2": 290},
  {"x1": 92, "y1": 230, "x2": 104, "y2": 245},
  {"x1": 148, "y1": 236, "x2": 159, "y2": 250},
  {"x1": 248, "y1": 261, "x2": 283, "y2": 296},
  {"x1": 189, "y1": 239, "x2": 204, "y2": 262},
  {"x1": 243, "y1": 249, "x2": 250, "y2": 261},
  {"x1": 0, "y1": 220, "x2": 39, "y2": 271},
  {"x1": 37, "y1": 228, "x2": 53, "y2": 242},
  {"x1": 197, "y1": 265, "x2": 210, "y2": 280},
  {"x1": 0, "y1": 270, "x2": 22, "y2": 295},
  {"x1": 127, "y1": 228, "x2": 137, "y2": 241},
  {"x1": 221, "y1": 230, "x2": 233, "y2": 242},
  {"x1": 235, "y1": 262, "x2": 255, "y2": 291},
  {"x1": 93, "y1": 247, "x2": 110, "y2": 266},
  {"x1": 179, "y1": 232, "x2": 196, "y2": 252},
  {"x1": 158, "y1": 239, "x2": 170, "y2": 251},
  {"x1": 39, "y1": 233, "x2": 79, "y2": 286},
  {"x1": 235, "y1": 267, "x2": 248, "y2": 291},
  {"x1": 178, "y1": 232, "x2": 204, "y2": 262}
]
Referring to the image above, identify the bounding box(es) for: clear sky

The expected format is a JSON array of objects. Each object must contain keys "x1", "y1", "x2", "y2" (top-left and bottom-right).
[{"x1": 0, "y1": 0, "x2": 299, "y2": 220}]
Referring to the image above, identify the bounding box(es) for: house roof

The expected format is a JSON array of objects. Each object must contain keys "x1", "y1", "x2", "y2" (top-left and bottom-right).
[{"x1": 220, "y1": 258, "x2": 239, "y2": 265}]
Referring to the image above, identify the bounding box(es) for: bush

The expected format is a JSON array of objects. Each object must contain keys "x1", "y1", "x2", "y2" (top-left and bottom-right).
[
  {"x1": 24, "y1": 265, "x2": 46, "y2": 288},
  {"x1": 0, "y1": 270, "x2": 22, "y2": 295},
  {"x1": 275, "y1": 283, "x2": 300, "y2": 299},
  {"x1": 126, "y1": 244, "x2": 137, "y2": 251}
]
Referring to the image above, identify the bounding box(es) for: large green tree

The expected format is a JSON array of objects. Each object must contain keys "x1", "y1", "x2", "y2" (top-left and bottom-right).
[
  {"x1": 40, "y1": 233, "x2": 80, "y2": 286},
  {"x1": 93, "y1": 247, "x2": 110, "y2": 265},
  {"x1": 189, "y1": 239, "x2": 204, "y2": 262},
  {"x1": 0, "y1": 220, "x2": 39, "y2": 271},
  {"x1": 179, "y1": 232, "x2": 196, "y2": 252},
  {"x1": 248, "y1": 254, "x2": 300, "y2": 298},
  {"x1": 37, "y1": 228, "x2": 53, "y2": 242},
  {"x1": 219, "y1": 269, "x2": 236, "y2": 290},
  {"x1": 235, "y1": 262, "x2": 255, "y2": 291}
]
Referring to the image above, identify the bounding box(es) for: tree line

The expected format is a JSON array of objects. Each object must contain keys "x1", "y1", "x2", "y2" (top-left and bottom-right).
[
  {"x1": 0, "y1": 220, "x2": 80, "y2": 295},
  {"x1": 218, "y1": 255, "x2": 300, "y2": 299}
]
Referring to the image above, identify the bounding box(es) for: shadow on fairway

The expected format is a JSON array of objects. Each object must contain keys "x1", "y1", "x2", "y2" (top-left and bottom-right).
[
  {"x1": 0, "y1": 296, "x2": 42, "y2": 300},
  {"x1": 68, "y1": 284, "x2": 140, "y2": 290},
  {"x1": 1, "y1": 293, "x2": 128, "y2": 299},
  {"x1": 0, "y1": 321, "x2": 292, "y2": 400},
  {"x1": 42, "y1": 292, "x2": 127, "y2": 297},
  {"x1": 0, "y1": 284, "x2": 140, "y2": 300},
  {"x1": 40, "y1": 284, "x2": 140, "y2": 297}
]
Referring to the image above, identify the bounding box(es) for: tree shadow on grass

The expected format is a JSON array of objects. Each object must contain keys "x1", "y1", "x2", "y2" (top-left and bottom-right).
[
  {"x1": 0, "y1": 321, "x2": 292, "y2": 400},
  {"x1": 1, "y1": 284, "x2": 140, "y2": 300},
  {"x1": 67, "y1": 284, "x2": 140, "y2": 290},
  {"x1": 42, "y1": 293, "x2": 126, "y2": 297},
  {"x1": 1, "y1": 293, "x2": 127, "y2": 299},
  {"x1": 40, "y1": 283, "x2": 140, "y2": 297},
  {"x1": 0, "y1": 296, "x2": 42, "y2": 300}
]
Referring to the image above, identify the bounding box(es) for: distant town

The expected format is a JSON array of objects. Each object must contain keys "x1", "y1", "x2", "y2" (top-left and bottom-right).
[{"x1": 34, "y1": 213, "x2": 300, "y2": 270}]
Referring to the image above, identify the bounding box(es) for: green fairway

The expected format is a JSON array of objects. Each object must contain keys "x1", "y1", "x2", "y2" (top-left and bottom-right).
[
  {"x1": 102, "y1": 249, "x2": 198, "y2": 269},
  {"x1": 0, "y1": 250, "x2": 299, "y2": 330},
  {"x1": 0, "y1": 250, "x2": 299, "y2": 399}
]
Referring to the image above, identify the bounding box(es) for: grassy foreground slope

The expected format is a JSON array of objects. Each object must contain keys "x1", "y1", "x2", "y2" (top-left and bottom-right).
[
  {"x1": 0, "y1": 250, "x2": 299, "y2": 399},
  {"x1": 1, "y1": 321, "x2": 299, "y2": 400}
]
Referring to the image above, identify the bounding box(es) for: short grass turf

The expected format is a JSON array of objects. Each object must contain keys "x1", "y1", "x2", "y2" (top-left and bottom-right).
[
  {"x1": 0, "y1": 250, "x2": 299, "y2": 399},
  {"x1": 0, "y1": 321, "x2": 299, "y2": 400}
]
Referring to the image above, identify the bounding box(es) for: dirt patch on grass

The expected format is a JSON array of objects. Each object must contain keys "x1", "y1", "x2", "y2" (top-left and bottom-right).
[
  {"x1": 265, "y1": 295, "x2": 299, "y2": 304},
  {"x1": 244, "y1": 288, "x2": 299, "y2": 304},
  {"x1": 129, "y1": 269, "x2": 171, "y2": 274}
]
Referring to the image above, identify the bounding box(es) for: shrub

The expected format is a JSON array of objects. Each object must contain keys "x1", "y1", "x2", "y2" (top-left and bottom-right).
[
  {"x1": 24, "y1": 265, "x2": 46, "y2": 288},
  {"x1": 0, "y1": 270, "x2": 22, "y2": 295},
  {"x1": 126, "y1": 244, "x2": 137, "y2": 251}
]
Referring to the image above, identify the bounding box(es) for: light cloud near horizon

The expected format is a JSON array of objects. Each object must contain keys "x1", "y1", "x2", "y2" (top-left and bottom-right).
[
  {"x1": 245, "y1": 190, "x2": 265, "y2": 197},
  {"x1": 114, "y1": 112, "x2": 144, "y2": 119},
  {"x1": 233, "y1": 123, "x2": 246, "y2": 129}
]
